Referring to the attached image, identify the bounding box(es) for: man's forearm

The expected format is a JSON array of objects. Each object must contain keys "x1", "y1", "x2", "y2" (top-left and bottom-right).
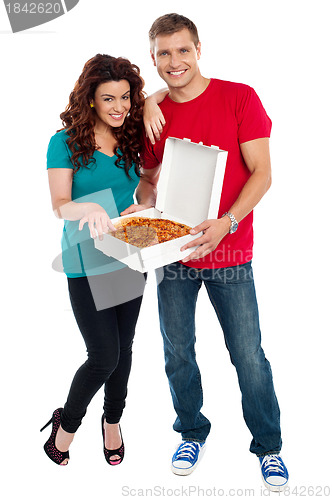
[
  {"x1": 227, "y1": 169, "x2": 271, "y2": 225},
  {"x1": 135, "y1": 178, "x2": 158, "y2": 207},
  {"x1": 120, "y1": 167, "x2": 160, "y2": 215},
  {"x1": 227, "y1": 137, "x2": 272, "y2": 226}
]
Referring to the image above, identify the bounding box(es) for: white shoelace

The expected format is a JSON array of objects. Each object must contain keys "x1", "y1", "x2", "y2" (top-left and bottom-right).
[
  {"x1": 261, "y1": 455, "x2": 284, "y2": 474},
  {"x1": 175, "y1": 442, "x2": 199, "y2": 461}
]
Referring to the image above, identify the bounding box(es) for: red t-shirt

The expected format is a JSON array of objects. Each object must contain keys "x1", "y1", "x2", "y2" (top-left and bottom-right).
[{"x1": 142, "y1": 78, "x2": 272, "y2": 269}]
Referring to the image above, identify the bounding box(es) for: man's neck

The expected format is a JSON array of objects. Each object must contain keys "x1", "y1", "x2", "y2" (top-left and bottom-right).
[{"x1": 168, "y1": 75, "x2": 211, "y2": 103}]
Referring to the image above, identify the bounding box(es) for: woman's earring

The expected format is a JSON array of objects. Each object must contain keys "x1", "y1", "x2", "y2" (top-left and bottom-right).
[{"x1": 90, "y1": 103, "x2": 94, "y2": 108}]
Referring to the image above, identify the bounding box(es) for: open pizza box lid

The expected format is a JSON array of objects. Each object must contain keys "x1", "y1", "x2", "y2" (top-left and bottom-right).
[{"x1": 95, "y1": 137, "x2": 228, "y2": 272}]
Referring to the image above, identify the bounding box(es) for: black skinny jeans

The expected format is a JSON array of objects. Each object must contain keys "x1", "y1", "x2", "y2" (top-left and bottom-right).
[{"x1": 60, "y1": 271, "x2": 145, "y2": 433}]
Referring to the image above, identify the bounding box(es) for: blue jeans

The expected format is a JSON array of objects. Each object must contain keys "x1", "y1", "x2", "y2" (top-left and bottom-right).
[{"x1": 156, "y1": 261, "x2": 282, "y2": 456}]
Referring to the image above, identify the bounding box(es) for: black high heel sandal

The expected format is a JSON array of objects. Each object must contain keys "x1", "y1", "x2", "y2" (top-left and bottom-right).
[
  {"x1": 101, "y1": 415, "x2": 124, "y2": 465},
  {"x1": 40, "y1": 408, "x2": 70, "y2": 466}
]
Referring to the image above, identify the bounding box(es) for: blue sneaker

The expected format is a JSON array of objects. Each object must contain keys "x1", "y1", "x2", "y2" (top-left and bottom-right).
[
  {"x1": 171, "y1": 441, "x2": 205, "y2": 475},
  {"x1": 259, "y1": 454, "x2": 289, "y2": 491}
]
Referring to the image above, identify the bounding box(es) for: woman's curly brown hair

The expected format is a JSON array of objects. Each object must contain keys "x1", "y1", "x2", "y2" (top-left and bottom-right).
[{"x1": 59, "y1": 54, "x2": 145, "y2": 177}]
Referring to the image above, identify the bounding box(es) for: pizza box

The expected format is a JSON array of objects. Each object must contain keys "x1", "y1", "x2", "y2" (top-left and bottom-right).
[{"x1": 95, "y1": 137, "x2": 228, "y2": 273}]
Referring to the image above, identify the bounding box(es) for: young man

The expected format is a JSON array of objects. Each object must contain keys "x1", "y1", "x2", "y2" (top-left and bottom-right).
[{"x1": 123, "y1": 13, "x2": 288, "y2": 492}]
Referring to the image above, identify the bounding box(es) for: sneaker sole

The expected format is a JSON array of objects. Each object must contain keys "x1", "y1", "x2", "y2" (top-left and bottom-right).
[
  {"x1": 171, "y1": 462, "x2": 199, "y2": 476},
  {"x1": 261, "y1": 475, "x2": 288, "y2": 492},
  {"x1": 171, "y1": 445, "x2": 206, "y2": 476}
]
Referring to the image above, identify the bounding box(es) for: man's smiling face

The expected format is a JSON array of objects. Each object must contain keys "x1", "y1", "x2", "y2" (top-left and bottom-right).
[{"x1": 151, "y1": 28, "x2": 202, "y2": 93}]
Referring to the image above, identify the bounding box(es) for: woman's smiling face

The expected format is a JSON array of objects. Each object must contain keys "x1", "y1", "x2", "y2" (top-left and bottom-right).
[{"x1": 92, "y1": 80, "x2": 131, "y2": 128}]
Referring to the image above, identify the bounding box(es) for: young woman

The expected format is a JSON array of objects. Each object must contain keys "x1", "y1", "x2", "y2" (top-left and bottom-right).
[{"x1": 41, "y1": 54, "x2": 153, "y2": 466}]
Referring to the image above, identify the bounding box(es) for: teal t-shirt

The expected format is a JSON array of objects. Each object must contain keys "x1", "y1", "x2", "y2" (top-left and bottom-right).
[{"x1": 47, "y1": 129, "x2": 140, "y2": 277}]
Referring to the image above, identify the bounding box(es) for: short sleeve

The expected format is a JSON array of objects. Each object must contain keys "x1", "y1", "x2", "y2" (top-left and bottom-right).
[
  {"x1": 236, "y1": 86, "x2": 272, "y2": 144},
  {"x1": 46, "y1": 131, "x2": 74, "y2": 170}
]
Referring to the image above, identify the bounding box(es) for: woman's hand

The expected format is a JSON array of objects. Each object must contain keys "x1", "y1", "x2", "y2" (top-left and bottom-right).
[
  {"x1": 78, "y1": 203, "x2": 116, "y2": 240},
  {"x1": 143, "y1": 89, "x2": 168, "y2": 145}
]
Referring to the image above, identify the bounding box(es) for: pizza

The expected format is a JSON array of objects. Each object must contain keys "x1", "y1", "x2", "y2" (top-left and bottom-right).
[{"x1": 110, "y1": 217, "x2": 192, "y2": 248}]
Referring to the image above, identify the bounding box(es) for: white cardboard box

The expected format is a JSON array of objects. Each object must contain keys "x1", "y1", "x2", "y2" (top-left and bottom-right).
[{"x1": 95, "y1": 137, "x2": 228, "y2": 272}]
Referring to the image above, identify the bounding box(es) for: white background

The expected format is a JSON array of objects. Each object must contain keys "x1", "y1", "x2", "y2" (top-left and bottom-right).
[{"x1": 1, "y1": 0, "x2": 331, "y2": 498}]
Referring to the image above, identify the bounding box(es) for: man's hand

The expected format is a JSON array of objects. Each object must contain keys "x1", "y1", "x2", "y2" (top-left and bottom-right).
[
  {"x1": 181, "y1": 217, "x2": 231, "y2": 262},
  {"x1": 120, "y1": 204, "x2": 153, "y2": 216},
  {"x1": 143, "y1": 90, "x2": 168, "y2": 144},
  {"x1": 144, "y1": 99, "x2": 166, "y2": 145}
]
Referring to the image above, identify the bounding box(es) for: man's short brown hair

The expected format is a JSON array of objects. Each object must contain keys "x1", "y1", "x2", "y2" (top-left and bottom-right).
[{"x1": 149, "y1": 13, "x2": 199, "y2": 50}]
